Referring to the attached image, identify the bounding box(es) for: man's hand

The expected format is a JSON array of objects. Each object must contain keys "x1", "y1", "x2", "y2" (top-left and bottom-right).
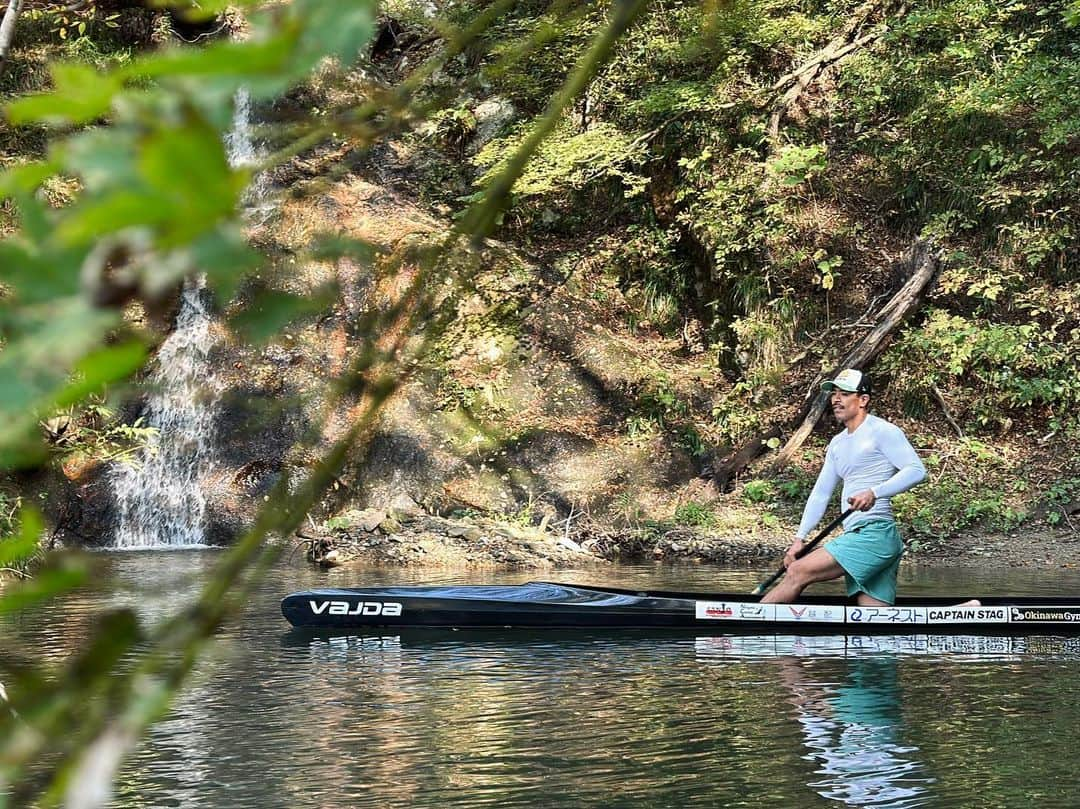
[
  {"x1": 848, "y1": 489, "x2": 877, "y2": 511},
  {"x1": 783, "y1": 537, "x2": 805, "y2": 569}
]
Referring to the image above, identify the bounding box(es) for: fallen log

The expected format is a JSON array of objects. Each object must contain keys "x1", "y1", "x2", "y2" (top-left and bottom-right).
[
  {"x1": 704, "y1": 238, "x2": 942, "y2": 489},
  {"x1": 704, "y1": 425, "x2": 783, "y2": 493},
  {"x1": 767, "y1": 0, "x2": 904, "y2": 139}
]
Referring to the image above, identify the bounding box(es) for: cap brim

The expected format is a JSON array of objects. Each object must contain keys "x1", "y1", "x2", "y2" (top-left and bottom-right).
[{"x1": 822, "y1": 381, "x2": 859, "y2": 392}]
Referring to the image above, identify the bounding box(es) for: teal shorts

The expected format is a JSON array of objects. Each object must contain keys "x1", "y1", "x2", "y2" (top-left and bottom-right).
[{"x1": 823, "y1": 519, "x2": 904, "y2": 604}]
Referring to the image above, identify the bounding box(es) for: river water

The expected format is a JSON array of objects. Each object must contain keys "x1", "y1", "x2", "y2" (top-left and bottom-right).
[{"x1": 6, "y1": 554, "x2": 1080, "y2": 808}]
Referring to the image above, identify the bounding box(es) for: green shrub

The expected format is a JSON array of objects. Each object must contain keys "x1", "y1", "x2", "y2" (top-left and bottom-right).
[
  {"x1": 742, "y1": 478, "x2": 775, "y2": 504},
  {"x1": 473, "y1": 119, "x2": 649, "y2": 202},
  {"x1": 674, "y1": 500, "x2": 715, "y2": 527}
]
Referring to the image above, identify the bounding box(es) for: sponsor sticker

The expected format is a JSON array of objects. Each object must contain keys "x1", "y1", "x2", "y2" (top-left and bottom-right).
[
  {"x1": 695, "y1": 601, "x2": 776, "y2": 621},
  {"x1": 845, "y1": 606, "x2": 928, "y2": 625},
  {"x1": 308, "y1": 600, "x2": 403, "y2": 618},
  {"x1": 1009, "y1": 606, "x2": 1080, "y2": 624},
  {"x1": 777, "y1": 604, "x2": 845, "y2": 623},
  {"x1": 924, "y1": 604, "x2": 1006, "y2": 626},
  {"x1": 927, "y1": 606, "x2": 1009, "y2": 624}
]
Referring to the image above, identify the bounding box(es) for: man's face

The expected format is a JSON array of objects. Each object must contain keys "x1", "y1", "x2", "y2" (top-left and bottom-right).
[{"x1": 831, "y1": 390, "x2": 868, "y2": 424}]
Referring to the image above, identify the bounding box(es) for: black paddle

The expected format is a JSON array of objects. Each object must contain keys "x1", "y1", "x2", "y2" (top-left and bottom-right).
[{"x1": 752, "y1": 507, "x2": 856, "y2": 596}]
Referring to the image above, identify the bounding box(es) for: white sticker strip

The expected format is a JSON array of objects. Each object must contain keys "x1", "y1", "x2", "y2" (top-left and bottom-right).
[{"x1": 774, "y1": 604, "x2": 846, "y2": 623}]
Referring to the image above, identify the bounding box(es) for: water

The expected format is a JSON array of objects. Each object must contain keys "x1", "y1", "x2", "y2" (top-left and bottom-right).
[
  {"x1": 225, "y1": 86, "x2": 272, "y2": 212},
  {"x1": 108, "y1": 89, "x2": 265, "y2": 549},
  {"x1": 5, "y1": 559, "x2": 1080, "y2": 807},
  {"x1": 109, "y1": 280, "x2": 218, "y2": 548}
]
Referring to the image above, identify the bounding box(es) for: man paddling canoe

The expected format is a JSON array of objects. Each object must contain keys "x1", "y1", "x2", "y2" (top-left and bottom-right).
[{"x1": 761, "y1": 369, "x2": 927, "y2": 606}]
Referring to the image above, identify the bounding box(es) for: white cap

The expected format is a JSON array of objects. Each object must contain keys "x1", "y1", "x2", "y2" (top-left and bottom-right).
[{"x1": 821, "y1": 368, "x2": 871, "y2": 394}]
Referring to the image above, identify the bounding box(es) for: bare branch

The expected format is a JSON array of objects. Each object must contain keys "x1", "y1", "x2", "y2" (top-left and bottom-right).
[{"x1": 0, "y1": 0, "x2": 25, "y2": 66}]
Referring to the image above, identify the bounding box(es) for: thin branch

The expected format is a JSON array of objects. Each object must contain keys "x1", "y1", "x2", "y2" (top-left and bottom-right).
[
  {"x1": 931, "y1": 386, "x2": 964, "y2": 437},
  {"x1": 766, "y1": 0, "x2": 903, "y2": 139}
]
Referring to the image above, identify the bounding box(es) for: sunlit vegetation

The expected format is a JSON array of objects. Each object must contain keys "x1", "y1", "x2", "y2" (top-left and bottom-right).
[{"x1": 0, "y1": 0, "x2": 1077, "y2": 800}]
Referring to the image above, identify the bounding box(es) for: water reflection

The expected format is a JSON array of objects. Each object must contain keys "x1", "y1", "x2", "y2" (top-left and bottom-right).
[
  {"x1": 8, "y1": 556, "x2": 1080, "y2": 808},
  {"x1": 779, "y1": 656, "x2": 932, "y2": 808}
]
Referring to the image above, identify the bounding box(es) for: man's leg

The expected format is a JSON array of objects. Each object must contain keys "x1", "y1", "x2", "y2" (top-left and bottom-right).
[
  {"x1": 855, "y1": 592, "x2": 890, "y2": 606},
  {"x1": 761, "y1": 547, "x2": 846, "y2": 604}
]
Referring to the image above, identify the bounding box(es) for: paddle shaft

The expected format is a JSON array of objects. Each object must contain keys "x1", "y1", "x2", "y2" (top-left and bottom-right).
[{"x1": 751, "y1": 507, "x2": 856, "y2": 596}]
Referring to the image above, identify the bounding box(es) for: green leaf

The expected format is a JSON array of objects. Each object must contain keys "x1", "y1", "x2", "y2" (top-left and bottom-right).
[
  {"x1": 0, "y1": 507, "x2": 43, "y2": 569},
  {"x1": 123, "y1": 36, "x2": 295, "y2": 86},
  {"x1": 11, "y1": 190, "x2": 51, "y2": 244},
  {"x1": 60, "y1": 129, "x2": 142, "y2": 192},
  {"x1": 187, "y1": 229, "x2": 263, "y2": 300},
  {"x1": 57, "y1": 188, "x2": 174, "y2": 245},
  {"x1": 6, "y1": 63, "x2": 123, "y2": 127},
  {"x1": 0, "y1": 161, "x2": 59, "y2": 198},
  {"x1": 292, "y1": 0, "x2": 377, "y2": 71},
  {"x1": 54, "y1": 341, "x2": 149, "y2": 408},
  {"x1": 0, "y1": 556, "x2": 87, "y2": 618},
  {"x1": 137, "y1": 119, "x2": 243, "y2": 244},
  {"x1": 59, "y1": 116, "x2": 244, "y2": 247},
  {"x1": 229, "y1": 287, "x2": 338, "y2": 344},
  {"x1": 0, "y1": 239, "x2": 85, "y2": 305},
  {"x1": 0, "y1": 299, "x2": 118, "y2": 416},
  {"x1": 154, "y1": 0, "x2": 262, "y2": 22}
]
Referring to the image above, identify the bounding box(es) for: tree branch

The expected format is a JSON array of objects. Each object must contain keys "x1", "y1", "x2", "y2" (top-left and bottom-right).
[
  {"x1": 767, "y1": 0, "x2": 903, "y2": 138},
  {"x1": 0, "y1": 0, "x2": 25, "y2": 66},
  {"x1": 769, "y1": 238, "x2": 942, "y2": 469},
  {"x1": 932, "y1": 386, "x2": 964, "y2": 437}
]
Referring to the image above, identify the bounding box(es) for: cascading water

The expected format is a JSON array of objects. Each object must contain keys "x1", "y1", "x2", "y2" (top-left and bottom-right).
[
  {"x1": 109, "y1": 89, "x2": 262, "y2": 548},
  {"x1": 110, "y1": 281, "x2": 218, "y2": 548}
]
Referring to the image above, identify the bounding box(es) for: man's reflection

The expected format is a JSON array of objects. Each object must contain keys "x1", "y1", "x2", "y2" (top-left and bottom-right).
[{"x1": 777, "y1": 655, "x2": 934, "y2": 808}]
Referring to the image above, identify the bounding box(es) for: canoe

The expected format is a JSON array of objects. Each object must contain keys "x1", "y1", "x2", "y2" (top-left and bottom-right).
[{"x1": 281, "y1": 581, "x2": 1080, "y2": 635}]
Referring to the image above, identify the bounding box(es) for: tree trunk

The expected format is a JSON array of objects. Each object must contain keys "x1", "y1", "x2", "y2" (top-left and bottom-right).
[
  {"x1": 769, "y1": 239, "x2": 941, "y2": 469},
  {"x1": 705, "y1": 425, "x2": 783, "y2": 492},
  {"x1": 0, "y1": 0, "x2": 24, "y2": 66},
  {"x1": 704, "y1": 239, "x2": 942, "y2": 489}
]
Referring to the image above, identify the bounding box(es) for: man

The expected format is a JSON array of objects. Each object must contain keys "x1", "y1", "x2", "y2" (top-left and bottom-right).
[{"x1": 761, "y1": 368, "x2": 927, "y2": 606}]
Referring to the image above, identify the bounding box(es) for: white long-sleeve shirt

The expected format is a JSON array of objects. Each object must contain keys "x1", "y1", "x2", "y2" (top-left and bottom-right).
[{"x1": 796, "y1": 413, "x2": 927, "y2": 538}]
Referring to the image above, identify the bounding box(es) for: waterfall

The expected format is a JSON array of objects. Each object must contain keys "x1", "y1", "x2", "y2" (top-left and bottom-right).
[
  {"x1": 110, "y1": 280, "x2": 218, "y2": 548},
  {"x1": 109, "y1": 90, "x2": 262, "y2": 549}
]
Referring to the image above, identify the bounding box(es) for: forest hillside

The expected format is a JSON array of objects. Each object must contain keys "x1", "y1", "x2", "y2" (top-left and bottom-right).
[{"x1": 1, "y1": 0, "x2": 1078, "y2": 563}]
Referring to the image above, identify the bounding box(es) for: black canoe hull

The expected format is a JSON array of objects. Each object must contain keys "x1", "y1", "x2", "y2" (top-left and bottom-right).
[{"x1": 280, "y1": 581, "x2": 1080, "y2": 635}]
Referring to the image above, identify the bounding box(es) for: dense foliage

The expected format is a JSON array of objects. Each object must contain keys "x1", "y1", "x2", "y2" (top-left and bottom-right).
[
  {"x1": 0, "y1": 0, "x2": 657, "y2": 803},
  {"x1": 432, "y1": 0, "x2": 1080, "y2": 440},
  {"x1": 0, "y1": 0, "x2": 1077, "y2": 801}
]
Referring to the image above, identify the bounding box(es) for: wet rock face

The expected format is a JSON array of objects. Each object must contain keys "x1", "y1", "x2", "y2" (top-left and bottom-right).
[
  {"x1": 214, "y1": 385, "x2": 308, "y2": 471},
  {"x1": 37, "y1": 467, "x2": 116, "y2": 549},
  {"x1": 44, "y1": 134, "x2": 709, "y2": 550},
  {"x1": 354, "y1": 421, "x2": 462, "y2": 512},
  {"x1": 203, "y1": 498, "x2": 248, "y2": 546}
]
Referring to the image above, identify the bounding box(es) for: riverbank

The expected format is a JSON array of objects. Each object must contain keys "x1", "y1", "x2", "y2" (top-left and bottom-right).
[{"x1": 297, "y1": 508, "x2": 1080, "y2": 572}]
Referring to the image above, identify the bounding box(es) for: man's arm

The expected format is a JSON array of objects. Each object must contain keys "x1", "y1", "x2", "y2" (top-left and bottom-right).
[
  {"x1": 795, "y1": 447, "x2": 841, "y2": 539},
  {"x1": 870, "y1": 423, "x2": 927, "y2": 499}
]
